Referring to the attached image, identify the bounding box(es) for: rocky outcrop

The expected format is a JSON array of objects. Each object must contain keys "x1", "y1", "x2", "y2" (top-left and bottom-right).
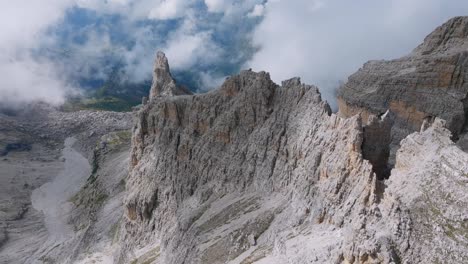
[
  {"x1": 118, "y1": 48, "x2": 468, "y2": 263},
  {"x1": 338, "y1": 16, "x2": 468, "y2": 165},
  {"x1": 121, "y1": 69, "x2": 383, "y2": 263},
  {"x1": 149, "y1": 52, "x2": 192, "y2": 100},
  {"x1": 381, "y1": 119, "x2": 468, "y2": 263},
  {"x1": 4, "y1": 17, "x2": 468, "y2": 263}
]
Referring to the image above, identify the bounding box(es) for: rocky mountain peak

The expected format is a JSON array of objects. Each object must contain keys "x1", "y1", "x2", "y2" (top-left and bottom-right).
[
  {"x1": 149, "y1": 51, "x2": 192, "y2": 100},
  {"x1": 413, "y1": 16, "x2": 468, "y2": 56},
  {"x1": 338, "y1": 16, "x2": 468, "y2": 173},
  {"x1": 3, "y1": 17, "x2": 468, "y2": 264},
  {"x1": 120, "y1": 47, "x2": 468, "y2": 262},
  {"x1": 155, "y1": 51, "x2": 170, "y2": 72}
]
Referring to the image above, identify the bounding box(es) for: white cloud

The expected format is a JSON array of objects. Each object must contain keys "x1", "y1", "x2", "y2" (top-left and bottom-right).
[
  {"x1": 76, "y1": 0, "x2": 194, "y2": 20},
  {"x1": 0, "y1": 0, "x2": 196, "y2": 105},
  {"x1": 205, "y1": 0, "x2": 265, "y2": 17},
  {"x1": 0, "y1": 0, "x2": 76, "y2": 105},
  {"x1": 204, "y1": 0, "x2": 234, "y2": 13},
  {"x1": 122, "y1": 26, "x2": 157, "y2": 82},
  {"x1": 198, "y1": 71, "x2": 226, "y2": 91},
  {"x1": 148, "y1": 0, "x2": 192, "y2": 20},
  {"x1": 75, "y1": 0, "x2": 131, "y2": 12},
  {"x1": 63, "y1": 30, "x2": 119, "y2": 82},
  {"x1": 5, "y1": 0, "x2": 468, "y2": 106},
  {"x1": 75, "y1": 0, "x2": 146, "y2": 18},
  {"x1": 163, "y1": 18, "x2": 223, "y2": 69},
  {"x1": 247, "y1": 0, "x2": 468, "y2": 107},
  {"x1": 248, "y1": 4, "x2": 265, "y2": 17},
  {"x1": 0, "y1": 56, "x2": 71, "y2": 105}
]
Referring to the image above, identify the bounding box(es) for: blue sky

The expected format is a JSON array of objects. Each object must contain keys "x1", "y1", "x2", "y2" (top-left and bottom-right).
[{"x1": 1, "y1": 0, "x2": 468, "y2": 106}]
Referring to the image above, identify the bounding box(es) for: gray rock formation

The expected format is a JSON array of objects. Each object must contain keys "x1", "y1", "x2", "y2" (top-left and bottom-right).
[
  {"x1": 121, "y1": 69, "x2": 377, "y2": 263},
  {"x1": 383, "y1": 118, "x2": 468, "y2": 263},
  {"x1": 117, "y1": 50, "x2": 468, "y2": 263},
  {"x1": 338, "y1": 16, "x2": 468, "y2": 165},
  {"x1": 3, "y1": 18, "x2": 468, "y2": 264},
  {"x1": 0, "y1": 105, "x2": 133, "y2": 263},
  {"x1": 149, "y1": 51, "x2": 193, "y2": 100}
]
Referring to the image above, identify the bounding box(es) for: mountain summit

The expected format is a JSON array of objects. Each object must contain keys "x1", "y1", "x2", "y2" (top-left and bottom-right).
[
  {"x1": 149, "y1": 51, "x2": 193, "y2": 99},
  {"x1": 1, "y1": 18, "x2": 468, "y2": 264},
  {"x1": 119, "y1": 21, "x2": 468, "y2": 262}
]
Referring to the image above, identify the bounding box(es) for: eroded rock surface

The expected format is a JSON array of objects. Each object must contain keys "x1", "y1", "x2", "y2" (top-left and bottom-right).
[
  {"x1": 0, "y1": 105, "x2": 133, "y2": 263},
  {"x1": 3, "y1": 18, "x2": 468, "y2": 264},
  {"x1": 338, "y1": 16, "x2": 468, "y2": 164},
  {"x1": 119, "y1": 48, "x2": 468, "y2": 264},
  {"x1": 121, "y1": 69, "x2": 380, "y2": 263},
  {"x1": 381, "y1": 119, "x2": 468, "y2": 263}
]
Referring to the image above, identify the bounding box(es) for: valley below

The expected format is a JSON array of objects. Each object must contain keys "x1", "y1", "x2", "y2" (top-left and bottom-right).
[{"x1": 1, "y1": 16, "x2": 468, "y2": 264}]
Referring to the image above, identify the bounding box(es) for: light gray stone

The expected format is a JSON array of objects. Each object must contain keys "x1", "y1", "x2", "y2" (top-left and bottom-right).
[
  {"x1": 149, "y1": 51, "x2": 192, "y2": 100},
  {"x1": 338, "y1": 16, "x2": 468, "y2": 165}
]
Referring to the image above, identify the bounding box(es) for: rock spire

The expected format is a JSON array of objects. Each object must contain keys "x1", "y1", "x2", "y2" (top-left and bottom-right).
[{"x1": 149, "y1": 51, "x2": 192, "y2": 100}]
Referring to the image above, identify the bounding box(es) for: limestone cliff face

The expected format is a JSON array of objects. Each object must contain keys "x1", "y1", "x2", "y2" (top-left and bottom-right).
[
  {"x1": 118, "y1": 40, "x2": 468, "y2": 263},
  {"x1": 121, "y1": 64, "x2": 385, "y2": 263},
  {"x1": 338, "y1": 16, "x2": 468, "y2": 164},
  {"x1": 4, "y1": 17, "x2": 468, "y2": 264}
]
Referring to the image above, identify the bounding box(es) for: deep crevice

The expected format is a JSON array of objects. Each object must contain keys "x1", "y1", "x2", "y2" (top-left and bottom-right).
[
  {"x1": 455, "y1": 92, "x2": 468, "y2": 151},
  {"x1": 361, "y1": 113, "x2": 394, "y2": 180},
  {"x1": 460, "y1": 94, "x2": 468, "y2": 134}
]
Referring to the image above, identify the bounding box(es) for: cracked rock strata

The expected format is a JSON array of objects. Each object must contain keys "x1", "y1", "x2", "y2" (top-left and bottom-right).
[{"x1": 338, "y1": 16, "x2": 468, "y2": 164}]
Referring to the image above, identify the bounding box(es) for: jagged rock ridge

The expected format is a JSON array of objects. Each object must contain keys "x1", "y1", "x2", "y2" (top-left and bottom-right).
[
  {"x1": 2, "y1": 17, "x2": 468, "y2": 264},
  {"x1": 122, "y1": 66, "x2": 381, "y2": 263},
  {"x1": 118, "y1": 46, "x2": 468, "y2": 263}
]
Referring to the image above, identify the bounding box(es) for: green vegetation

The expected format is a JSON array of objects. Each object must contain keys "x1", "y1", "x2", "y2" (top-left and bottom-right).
[
  {"x1": 62, "y1": 72, "x2": 151, "y2": 112},
  {"x1": 61, "y1": 96, "x2": 135, "y2": 112},
  {"x1": 107, "y1": 130, "x2": 132, "y2": 147},
  {"x1": 116, "y1": 130, "x2": 132, "y2": 141}
]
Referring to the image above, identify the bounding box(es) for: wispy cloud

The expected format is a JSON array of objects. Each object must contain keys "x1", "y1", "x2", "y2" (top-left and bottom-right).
[
  {"x1": 48, "y1": 0, "x2": 262, "y2": 91},
  {"x1": 0, "y1": 0, "x2": 76, "y2": 105},
  {"x1": 3, "y1": 0, "x2": 468, "y2": 106},
  {"x1": 247, "y1": 0, "x2": 468, "y2": 107},
  {"x1": 0, "y1": 0, "x2": 263, "y2": 105}
]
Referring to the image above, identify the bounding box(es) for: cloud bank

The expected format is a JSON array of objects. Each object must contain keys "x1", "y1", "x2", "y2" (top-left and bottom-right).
[
  {"x1": 247, "y1": 0, "x2": 468, "y2": 106},
  {"x1": 0, "y1": 0, "x2": 75, "y2": 105},
  {"x1": 2, "y1": 0, "x2": 468, "y2": 106},
  {"x1": 0, "y1": 0, "x2": 262, "y2": 105}
]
